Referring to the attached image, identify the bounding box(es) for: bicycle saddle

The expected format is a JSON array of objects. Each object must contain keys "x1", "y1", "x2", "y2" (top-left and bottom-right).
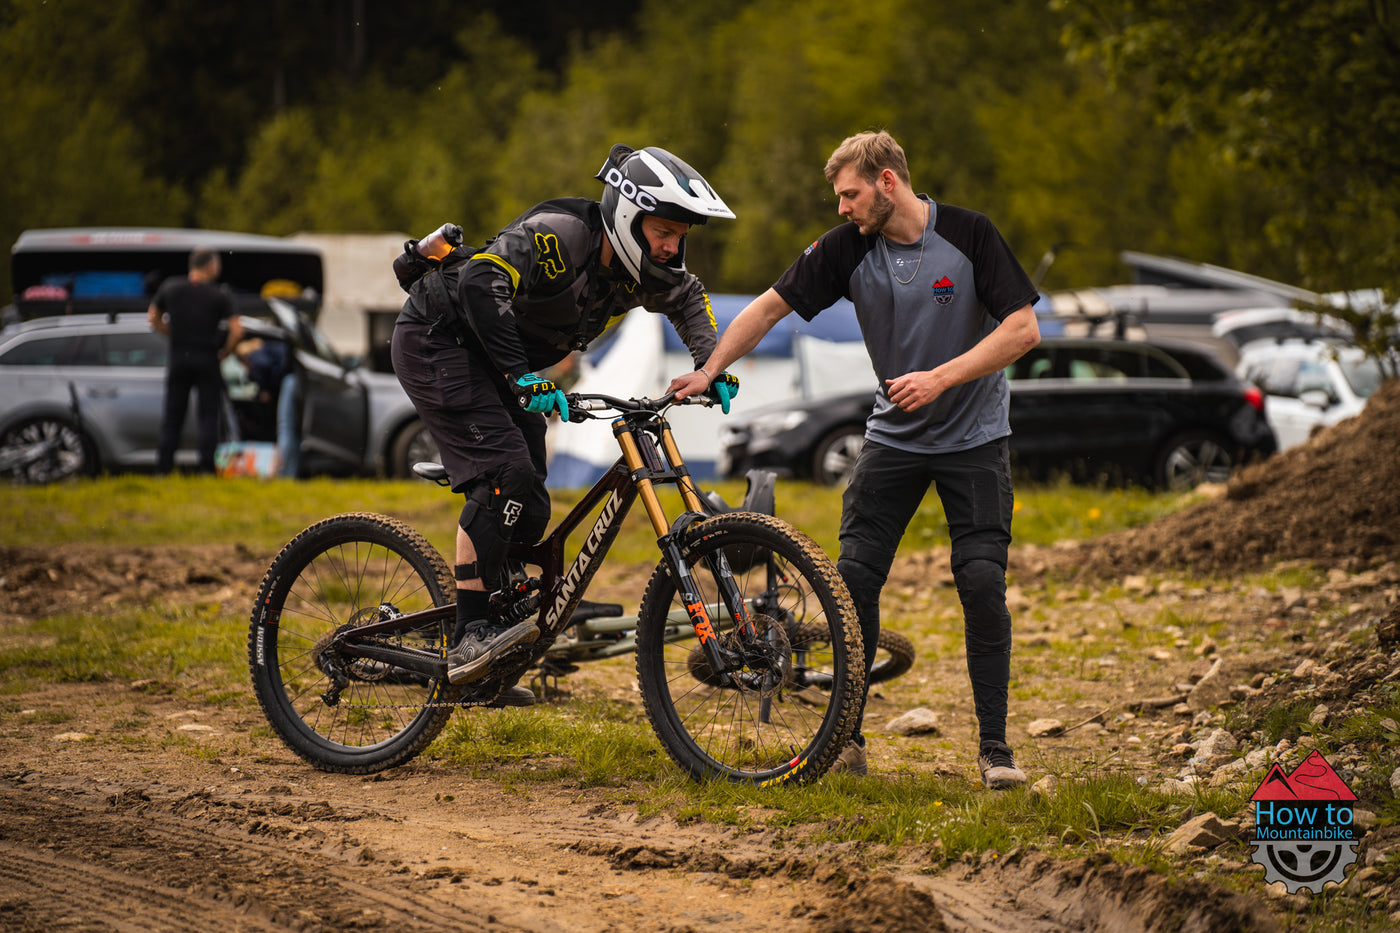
[{"x1": 412, "y1": 461, "x2": 451, "y2": 486}]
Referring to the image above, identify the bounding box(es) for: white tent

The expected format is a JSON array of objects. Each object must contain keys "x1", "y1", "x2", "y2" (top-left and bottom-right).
[{"x1": 545, "y1": 294, "x2": 870, "y2": 489}]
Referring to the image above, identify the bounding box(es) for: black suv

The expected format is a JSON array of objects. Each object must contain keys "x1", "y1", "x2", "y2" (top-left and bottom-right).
[{"x1": 718, "y1": 336, "x2": 1277, "y2": 490}]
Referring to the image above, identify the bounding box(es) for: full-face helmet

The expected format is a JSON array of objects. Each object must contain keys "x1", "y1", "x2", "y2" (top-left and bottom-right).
[{"x1": 595, "y1": 144, "x2": 734, "y2": 291}]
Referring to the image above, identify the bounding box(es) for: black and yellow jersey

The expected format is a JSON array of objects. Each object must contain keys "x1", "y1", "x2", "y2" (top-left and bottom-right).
[{"x1": 398, "y1": 197, "x2": 717, "y2": 380}]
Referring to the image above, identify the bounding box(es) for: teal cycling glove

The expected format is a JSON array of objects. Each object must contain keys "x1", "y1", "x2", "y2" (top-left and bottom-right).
[
  {"x1": 706, "y1": 371, "x2": 740, "y2": 414},
  {"x1": 514, "y1": 374, "x2": 569, "y2": 420}
]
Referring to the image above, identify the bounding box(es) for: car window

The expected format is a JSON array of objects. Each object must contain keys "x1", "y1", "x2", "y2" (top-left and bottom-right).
[
  {"x1": 1340, "y1": 356, "x2": 1383, "y2": 399},
  {"x1": 1006, "y1": 346, "x2": 1054, "y2": 381},
  {"x1": 1251, "y1": 358, "x2": 1303, "y2": 397},
  {"x1": 0, "y1": 334, "x2": 74, "y2": 366},
  {"x1": 1064, "y1": 346, "x2": 1140, "y2": 382},
  {"x1": 1140, "y1": 346, "x2": 1192, "y2": 380},
  {"x1": 1295, "y1": 361, "x2": 1335, "y2": 398},
  {"x1": 1163, "y1": 348, "x2": 1227, "y2": 382},
  {"x1": 67, "y1": 335, "x2": 106, "y2": 366},
  {"x1": 101, "y1": 331, "x2": 168, "y2": 367}
]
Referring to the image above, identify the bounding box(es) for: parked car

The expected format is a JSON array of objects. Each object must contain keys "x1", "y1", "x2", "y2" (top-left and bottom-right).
[
  {"x1": 1235, "y1": 339, "x2": 1386, "y2": 450},
  {"x1": 0, "y1": 299, "x2": 435, "y2": 483},
  {"x1": 1211, "y1": 307, "x2": 1351, "y2": 354},
  {"x1": 718, "y1": 336, "x2": 1277, "y2": 491}
]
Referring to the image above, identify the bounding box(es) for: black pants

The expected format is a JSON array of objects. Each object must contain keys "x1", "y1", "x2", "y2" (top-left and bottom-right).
[
  {"x1": 157, "y1": 351, "x2": 223, "y2": 473},
  {"x1": 390, "y1": 319, "x2": 551, "y2": 544},
  {"x1": 836, "y1": 437, "x2": 1014, "y2": 747}
]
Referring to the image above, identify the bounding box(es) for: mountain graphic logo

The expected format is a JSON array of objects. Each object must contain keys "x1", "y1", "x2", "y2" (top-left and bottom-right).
[
  {"x1": 1252, "y1": 750, "x2": 1357, "y2": 802},
  {"x1": 1249, "y1": 750, "x2": 1358, "y2": 893},
  {"x1": 931, "y1": 275, "x2": 955, "y2": 305}
]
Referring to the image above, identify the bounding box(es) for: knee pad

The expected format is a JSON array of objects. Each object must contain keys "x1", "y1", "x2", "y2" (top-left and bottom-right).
[
  {"x1": 837, "y1": 557, "x2": 887, "y2": 606},
  {"x1": 954, "y1": 558, "x2": 1011, "y2": 655},
  {"x1": 490, "y1": 459, "x2": 539, "y2": 537},
  {"x1": 456, "y1": 459, "x2": 543, "y2": 583}
]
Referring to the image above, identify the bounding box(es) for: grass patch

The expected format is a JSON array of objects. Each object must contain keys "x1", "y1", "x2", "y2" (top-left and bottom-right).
[
  {"x1": 432, "y1": 696, "x2": 672, "y2": 787},
  {"x1": 0, "y1": 603, "x2": 247, "y2": 692},
  {"x1": 0, "y1": 473, "x2": 1195, "y2": 569}
]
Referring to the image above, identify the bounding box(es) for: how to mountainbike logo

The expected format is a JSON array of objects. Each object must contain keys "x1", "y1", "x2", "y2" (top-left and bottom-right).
[
  {"x1": 1250, "y1": 750, "x2": 1358, "y2": 893},
  {"x1": 931, "y1": 275, "x2": 955, "y2": 305}
]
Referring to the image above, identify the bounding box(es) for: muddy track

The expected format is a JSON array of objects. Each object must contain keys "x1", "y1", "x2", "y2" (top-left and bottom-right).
[{"x1": 0, "y1": 742, "x2": 1279, "y2": 933}]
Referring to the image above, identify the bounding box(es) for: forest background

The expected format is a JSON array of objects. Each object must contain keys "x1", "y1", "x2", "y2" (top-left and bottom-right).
[{"x1": 1, "y1": 0, "x2": 1396, "y2": 306}]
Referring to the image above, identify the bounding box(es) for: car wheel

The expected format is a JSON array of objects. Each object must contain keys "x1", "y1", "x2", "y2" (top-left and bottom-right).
[
  {"x1": 389, "y1": 419, "x2": 439, "y2": 478},
  {"x1": 0, "y1": 416, "x2": 94, "y2": 484},
  {"x1": 812, "y1": 425, "x2": 865, "y2": 486},
  {"x1": 1155, "y1": 431, "x2": 1234, "y2": 491}
]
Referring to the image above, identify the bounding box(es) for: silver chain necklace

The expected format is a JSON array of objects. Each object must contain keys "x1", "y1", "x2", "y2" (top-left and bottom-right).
[{"x1": 880, "y1": 201, "x2": 929, "y2": 286}]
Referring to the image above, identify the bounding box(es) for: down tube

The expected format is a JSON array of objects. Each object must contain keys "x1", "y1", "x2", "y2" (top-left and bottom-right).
[{"x1": 519, "y1": 465, "x2": 639, "y2": 640}]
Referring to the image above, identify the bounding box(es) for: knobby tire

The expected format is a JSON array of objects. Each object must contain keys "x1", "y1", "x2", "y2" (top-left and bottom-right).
[
  {"x1": 248, "y1": 512, "x2": 460, "y2": 773},
  {"x1": 635, "y1": 512, "x2": 865, "y2": 785}
]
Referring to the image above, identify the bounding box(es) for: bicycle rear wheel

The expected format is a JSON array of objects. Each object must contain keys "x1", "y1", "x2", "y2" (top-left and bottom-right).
[
  {"x1": 635, "y1": 512, "x2": 864, "y2": 784},
  {"x1": 248, "y1": 512, "x2": 459, "y2": 773}
]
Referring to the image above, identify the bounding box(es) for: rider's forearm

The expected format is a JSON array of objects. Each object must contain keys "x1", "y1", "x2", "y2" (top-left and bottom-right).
[{"x1": 700, "y1": 288, "x2": 792, "y2": 376}]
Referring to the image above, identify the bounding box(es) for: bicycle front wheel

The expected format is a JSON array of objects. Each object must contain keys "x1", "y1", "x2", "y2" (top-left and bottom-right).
[
  {"x1": 248, "y1": 512, "x2": 459, "y2": 774},
  {"x1": 635, "y1": 512, "x2": 865, "y2": 784}
]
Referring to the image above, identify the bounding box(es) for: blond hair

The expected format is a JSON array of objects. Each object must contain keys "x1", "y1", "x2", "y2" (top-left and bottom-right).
[{"x1": 824, "y1": 131, "x2": 911, "y2": 186}]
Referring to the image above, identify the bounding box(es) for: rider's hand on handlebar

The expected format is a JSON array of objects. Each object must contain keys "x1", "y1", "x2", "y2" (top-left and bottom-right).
[
  {"x1": 667, "y1": 370, "x2": 711, "y2": 402},
  {"x1": 705, "y1": 371, "x2": 740, "y2": 414},
  {"x1": 514, "y1": 373, "x2": 570, "y2": 421}
]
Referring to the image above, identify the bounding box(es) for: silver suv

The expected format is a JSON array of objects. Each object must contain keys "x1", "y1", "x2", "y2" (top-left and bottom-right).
[{"x1": 0, "y1": 299, "x2": 435, "y2": 483}]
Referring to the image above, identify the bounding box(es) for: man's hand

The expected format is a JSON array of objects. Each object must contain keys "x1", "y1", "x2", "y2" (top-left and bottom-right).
[
  {"x1": 884, "y1": 371, "x2": 947, "y2": 412},
  {"x1": 514, "y1": 374, "x2": 570, "y2": 420},
  {"x1": 668, "y1": 370, "x2": 711, "y2": 401}
]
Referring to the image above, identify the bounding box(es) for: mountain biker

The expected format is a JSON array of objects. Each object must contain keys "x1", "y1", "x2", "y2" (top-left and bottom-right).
[
  {"x1": 671, "y1": 131, "x2": 1040, "y2": 788},
  {"x1": 390, "y1": 144, "x2": 740, "y2": 700}
]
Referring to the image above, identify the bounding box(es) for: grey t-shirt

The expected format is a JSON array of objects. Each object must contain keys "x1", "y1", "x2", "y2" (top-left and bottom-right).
[{"x1": 773, "y1": 196, "x2": 1038, "y2": 454}]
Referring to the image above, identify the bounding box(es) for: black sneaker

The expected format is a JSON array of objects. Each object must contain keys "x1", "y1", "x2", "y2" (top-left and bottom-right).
[
  {"x1": 978, "y1": 741, "x2": 1027, "y2": 790},
  {"x1": 485, "y1": 685, "x2": 537, "y2": 707},
  {"x1": 446, "y1": 620, "x2": 540, "y2": 684}
]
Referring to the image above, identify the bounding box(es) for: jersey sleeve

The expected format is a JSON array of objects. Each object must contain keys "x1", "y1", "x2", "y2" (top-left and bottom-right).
[
  {"x1": 772, "y1": 225, "x2": 870, "y2": 322},
  {"x1": 937, "y1": 207, "x2": 1039, "y2": 321}
]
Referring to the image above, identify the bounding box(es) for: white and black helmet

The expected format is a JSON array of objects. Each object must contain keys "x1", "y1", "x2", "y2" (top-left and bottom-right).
[{"x1": 595, "y1": 144, "x2": 734, "y2": 291}]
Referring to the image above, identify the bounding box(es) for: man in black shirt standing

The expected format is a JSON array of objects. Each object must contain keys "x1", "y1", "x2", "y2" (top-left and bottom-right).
[
  {"x1": 148, "y1": 247, "x2": 242, "y2": 473},
  {"x1": 672, "y1": 131, "x2": 1040, "y2": 788}
]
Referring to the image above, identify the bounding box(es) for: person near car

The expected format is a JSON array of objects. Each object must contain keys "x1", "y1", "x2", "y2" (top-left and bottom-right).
[
  {"x1": 390, "y1": 144, "x2": 738, "y2": 701},
  {"x1": 147, "y1": 248, "x2": 242, "y2": 474},
  {"x1": 234, "y1": 337, "x2": 301, "y2": 478},
  {"x1": 670, "y1": 131, "x2": 1041, "y2": 788}
]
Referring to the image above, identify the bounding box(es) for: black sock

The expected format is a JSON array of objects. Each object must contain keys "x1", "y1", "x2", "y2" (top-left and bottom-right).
[{"x1": 454, "y1": 590, "x2": 491, "y2": 641}]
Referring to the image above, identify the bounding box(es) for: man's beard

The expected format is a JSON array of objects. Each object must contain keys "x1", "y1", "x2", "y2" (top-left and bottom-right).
[{"x1": 859, "y1": 188, "x2": 896, "y2": 236}]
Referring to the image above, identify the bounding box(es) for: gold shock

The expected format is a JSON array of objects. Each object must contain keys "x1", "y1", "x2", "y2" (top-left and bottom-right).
[
  {"x1": 659, "y1": 423, "x2": 706, "y2": 514},
  {"x1": 615, "y1": 427, "x2": 671, "y2": 538}
]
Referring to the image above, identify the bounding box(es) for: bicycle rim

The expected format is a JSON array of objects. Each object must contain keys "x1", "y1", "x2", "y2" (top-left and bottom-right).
[
  {"x1": 636, "y1": 513, "x2": 864, "y2": 785},
  {"x1": 248, "y1": 512, "x2": 458, "y2": 773}
]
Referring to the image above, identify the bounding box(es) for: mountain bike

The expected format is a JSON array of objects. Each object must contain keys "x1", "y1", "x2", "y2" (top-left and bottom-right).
[
  {"x1": 533, "y1": 470, "x2": 915, "y2": 694},
  {"x1": 248, "y1": 391, "x2": 866, "y2": 785}
]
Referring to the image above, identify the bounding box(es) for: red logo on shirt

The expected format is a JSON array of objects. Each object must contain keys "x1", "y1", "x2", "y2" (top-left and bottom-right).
[{"x1": 932, "y1": 276, "x2": 955, "y2": 305}]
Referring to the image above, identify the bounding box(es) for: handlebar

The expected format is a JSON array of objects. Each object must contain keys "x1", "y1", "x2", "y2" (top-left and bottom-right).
[{"x1": 563, "y1": 390, "x2": 714, "y2": 421}]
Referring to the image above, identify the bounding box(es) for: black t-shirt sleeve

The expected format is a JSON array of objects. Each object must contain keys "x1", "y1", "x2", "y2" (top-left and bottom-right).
[
  {"x1": 933, "y1": 206, "x2": 1038, "y2": 321},
  {"x1": 772, "y1": 224, "x2": 872, "y2": 322}
]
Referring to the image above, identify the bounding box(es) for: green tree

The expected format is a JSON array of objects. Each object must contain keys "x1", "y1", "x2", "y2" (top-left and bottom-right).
[{"x1": 1056, "y1": 0, "x2": 1400, "y2": 297}]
